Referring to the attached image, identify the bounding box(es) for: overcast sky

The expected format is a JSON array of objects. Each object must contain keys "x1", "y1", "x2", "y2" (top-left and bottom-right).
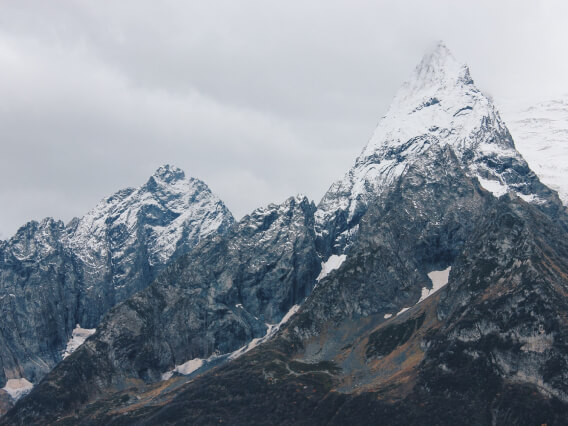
[{"x1": 1, "y1": 0, "x2": 567, "y2": 238}]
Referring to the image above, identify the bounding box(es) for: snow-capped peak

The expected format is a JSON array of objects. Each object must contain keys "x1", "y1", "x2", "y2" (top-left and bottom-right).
[
  {"x1": 361, "y1": 42, "x2": 503, "y2": 161},
  {"x1": 397, "y1": 41, "x2": 472, "y2": 101},
  {"x1": 65, "y1": 166, "x2": 234, "y2": 275},
  {"x1": 316, "y1": 43, "x2": 554, "y2": 256}
]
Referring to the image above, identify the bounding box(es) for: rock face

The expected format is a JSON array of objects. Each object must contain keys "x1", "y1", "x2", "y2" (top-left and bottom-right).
[
  {"x1": 2, "y1": 196, "x2": 319, "y2": 422},
  {"x1": 4, "y1": 44, "x2": 568, "y2": 425},
  {"x1": 0, "y1": 219, "x2": 79, "y2": 386},
  {"x1": 315, "y1": 42, "x2": 564, "y2": 257},
  {"x1": 94, "y1": 190, "x2": 566, "y2": 426},
  {"x1": 10, "y1": 137, "x2": 567, "y2": 426},
  {"x1": 295, "y1": 144, "x2": 489, "y2": 342},
  {"x1": 0, "y1": 165, "x2": 234, "y2": 402},
  {"x1": 64, "y1": 164, "x2": 235, "y2": 327}
]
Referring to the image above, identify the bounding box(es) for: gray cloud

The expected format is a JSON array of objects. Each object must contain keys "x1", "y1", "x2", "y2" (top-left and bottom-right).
[{"x1": 1, "y1": 0, "x2": 567, "y2": 237}]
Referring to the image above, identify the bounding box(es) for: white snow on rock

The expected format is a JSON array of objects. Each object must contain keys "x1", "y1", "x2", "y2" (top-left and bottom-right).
[
  {"x1": 317, "y1": 254, "x2": 347, "y2": 281},
  {"x1": 418, "y1": 267, "x2": 452, "y2": 304},
  {"x1": 174, "y1": 358, "x2": 204, "y2": 375},
  {"x1": 2, "y1": 378, "x2": 33, "y2": 401},
  {"x1": 229, "y1": 304, "x2": 300, "y2": 361},
  {"x1": 161, "y1": 305, "x2": 302, "y2": 380},
  {"x1": 64, "y1": 165, "x2": 233, "y2": 272},
  {"x1": 477, "y1": 177, "x2": 509, "y2": 198},
  {"x1": 500, "y1": 95, "x2": 568, "y2": 206},
  {"x1": 316, "y1": 42, "x2": 543, "y2": 252},
  {"x1": 62, "y1": 324, "x2": 96, "y2": 359},
  {"x1": 279, "y1": 304, "x2": 301, "y2": 325},
  {"x1": 395, "y1": 267, "x2": 452, "y2": 317},
  {"x1": 161, "y1": 352, "x2": 224, "y2": 380}
]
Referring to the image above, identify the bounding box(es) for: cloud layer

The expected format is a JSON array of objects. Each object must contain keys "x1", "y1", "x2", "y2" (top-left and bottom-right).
[{"x1": 1, "y1": 0, "x2": 567, "y2": 237}]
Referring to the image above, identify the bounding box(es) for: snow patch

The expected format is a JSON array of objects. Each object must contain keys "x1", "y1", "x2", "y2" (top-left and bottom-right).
[
  {"x1": 229, "y1": 304, "x2": 300, "y2": 361},
  {"x1": 161, "y1": 352, "x2": 224, "y2": 380},
  {"x1": 279, "y1": 304, "x2": 301, "y2": 325},
  {"x1": 396, "y1": 307, "x2": 410, "y2": 316},
  {"x1": 62, "y1": 324, "x2": 96, "y2": 359},
  {"x1": 477, "y1": 177, "x2": 509, "y2": 197},
  {"x1": 317, "y1": 255, "x2": 347, "y2": 281},
  {"x1": 384, "y1": 313, "x2": 393, "y2": 319},
  {"x1": 174, "y1": 358, "x2": 203, "y2": 375},
  {"x1": 2, "y1": 378, "x2": 33, "y2": 401},
  {"x1": 418, "y1": 267, "x2": 452, "y2": 304}
]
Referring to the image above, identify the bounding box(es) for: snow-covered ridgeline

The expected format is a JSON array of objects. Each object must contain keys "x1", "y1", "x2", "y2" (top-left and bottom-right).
[{"x1": 65, "y1": 165, "x2": 233, "y2": 269}]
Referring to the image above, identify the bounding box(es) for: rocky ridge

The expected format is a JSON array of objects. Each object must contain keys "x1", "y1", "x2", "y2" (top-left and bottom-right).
[
  {"x1": 0, "y1": 165, "x2": 234, "y2": 409},
  {"x1": 10, "y1": 131, "x2": 567, "y2": 425}
]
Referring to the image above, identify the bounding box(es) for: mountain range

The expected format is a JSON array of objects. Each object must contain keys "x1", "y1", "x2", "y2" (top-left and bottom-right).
[{"x1": 1, "y1": 42, "x2": 567, "y2": 425}]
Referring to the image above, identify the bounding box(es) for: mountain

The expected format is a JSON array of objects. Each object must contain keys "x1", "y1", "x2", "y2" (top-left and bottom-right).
[
  {"x1": 87, "y1": 164, "x2": 566, "y2": 426},
  {"x1": 55, "y1": 144, "x2": 568, "y2": 425},
  {"x1": 315, "y1": 42, "x2": 565, "y2": 257},
  {"x1": 63, "y1": 164, "x2": 235, "y2": 326},
  {"x1": 4, "y1": 44, "x2": 568, "y2": 425},
  {"x1": 0, "y1": 165, "x2": 233, "y2": 411},
  {"x1": 1, "y1": 196, "x2": 320, "y2": 423},
  {"x1": 500, "y1": 95, "x2": 568, "y2": 206}
]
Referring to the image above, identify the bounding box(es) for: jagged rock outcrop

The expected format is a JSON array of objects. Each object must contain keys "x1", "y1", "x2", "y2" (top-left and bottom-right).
[
  {"x1": 3, "y1": 196, "x2": 320, "y2": 422},
  {"x1": 0, "y1": 165, "x2": 234, "y2": 409},
  {"x1": 293, "y1": 144, "x2": 490, "y2": 343}
]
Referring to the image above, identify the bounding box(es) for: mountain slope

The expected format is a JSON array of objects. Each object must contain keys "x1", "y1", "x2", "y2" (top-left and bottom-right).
[
  {"x1": 18, "y1": 141, "x2": 568, "y2": 426},
  {"x1": 316, "y1": 42, "x2": 564, "y2": 256},
  {"x1": 501, "y1": 95, "x2": 568, "y2": 206},
  {"x1": 0, "y1": 219, "x2": 78, "y2": 388},
  {"x1": 0, "y1": 165, "x2": 233, "y2": 411},
  {"x1": 2, "y1": 196, "x2": 320, "y2": 423}
]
